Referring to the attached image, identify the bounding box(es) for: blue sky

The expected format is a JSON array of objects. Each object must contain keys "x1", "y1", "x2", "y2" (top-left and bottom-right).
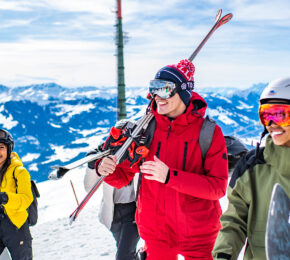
[{"x1": 0, "y1": 0, "x2": 289, "y2": 90}]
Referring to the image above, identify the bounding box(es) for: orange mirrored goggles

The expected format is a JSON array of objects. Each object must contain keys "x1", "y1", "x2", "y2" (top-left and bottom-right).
[{"x1": 259, "y1": 104, "x2": 290, "y2": 127}]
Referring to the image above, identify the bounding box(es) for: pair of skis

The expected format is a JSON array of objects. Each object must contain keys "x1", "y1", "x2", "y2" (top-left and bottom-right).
[
  {"x1": 188, "y1": 9, "x2": 232, "y2": 61},
  {"x1": 50, "y1": 112, "x2": 154, "y2": 224},
  {"x1": 49, "y1": 9, "x2": 232, "y2": 224}
]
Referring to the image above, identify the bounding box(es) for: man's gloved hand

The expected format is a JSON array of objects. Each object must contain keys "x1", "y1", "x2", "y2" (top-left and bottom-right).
[{"x1": 0, "y1": 192, "x2": 8, "y2": 205}]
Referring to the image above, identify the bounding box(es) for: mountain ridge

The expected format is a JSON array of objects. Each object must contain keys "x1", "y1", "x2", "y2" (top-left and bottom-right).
[{"x1": 0, "y1": 82, "x2": 266, "y2": 182}]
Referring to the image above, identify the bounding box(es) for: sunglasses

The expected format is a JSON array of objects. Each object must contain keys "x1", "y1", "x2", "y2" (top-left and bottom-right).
[
  {"x1": 149, "y1": 80, "x2": 178, "y2": 99},
  {"x1": 259, "y1": 104, "x2": 290, "y2": 127}
]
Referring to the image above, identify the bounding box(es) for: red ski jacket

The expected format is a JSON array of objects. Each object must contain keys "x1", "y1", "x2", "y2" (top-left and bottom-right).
[{"x1": 102, "y1": 92, "x2": 228, "y2": 254}]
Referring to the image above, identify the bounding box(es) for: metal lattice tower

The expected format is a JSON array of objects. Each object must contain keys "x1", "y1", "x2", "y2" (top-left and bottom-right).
[{"x1": 116, "y1": 0, "x2": 126, "y2": 120}]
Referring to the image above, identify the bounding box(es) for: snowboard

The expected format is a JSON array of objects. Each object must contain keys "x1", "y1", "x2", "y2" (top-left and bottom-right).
[{"x1": 266, "y1": 183, "x2": 290, "y2": 260}]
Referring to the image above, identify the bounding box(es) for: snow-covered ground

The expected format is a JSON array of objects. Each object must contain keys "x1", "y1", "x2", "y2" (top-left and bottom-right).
[{"x1": 0, "y1": 167, "x2": 244, "y2": 260}]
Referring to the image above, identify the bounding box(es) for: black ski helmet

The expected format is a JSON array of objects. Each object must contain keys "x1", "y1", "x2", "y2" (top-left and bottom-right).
[
  {"x1": 0, "y1": 129, "x2": 14, "y2": 155},
  {"x1": 225, "y1": 136, "x2": 248, "y2": 174}
]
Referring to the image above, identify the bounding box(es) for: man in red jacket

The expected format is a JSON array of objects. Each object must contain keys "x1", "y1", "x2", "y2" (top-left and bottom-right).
[{"x1": 97, "y1": 59, "x2": 228, "y2": 259}]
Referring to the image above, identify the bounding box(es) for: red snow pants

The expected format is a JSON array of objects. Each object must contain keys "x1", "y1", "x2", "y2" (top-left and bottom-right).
[{"x1": 145, "y1": 240, "x2": 214, "y2": 260}]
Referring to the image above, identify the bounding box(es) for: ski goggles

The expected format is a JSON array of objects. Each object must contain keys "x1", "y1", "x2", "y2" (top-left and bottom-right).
[
  {"x1": 259, "y1": 104, "x2": 290, "y2": 127},
  {"x1": 149, "y1": 80, "x2": 177, "y2": 99},
  {"x1": 0, "y1": 129, "x2": 9, "y2": 141}
]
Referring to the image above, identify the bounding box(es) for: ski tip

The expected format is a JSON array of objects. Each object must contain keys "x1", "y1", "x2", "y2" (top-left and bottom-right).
[
  {"x1": 48, "y1": 167, "x2": 69, "y2": 180},
  {"x1": 226, "y1": 13, "x2": 233, "y2": 20},
  {"x1": 69, "y1": 214, "x2": 76, "y2": 225},
  {"x1": 50, "y1": 165, "x2": 61, "y2": 170},
  {"x1": 216, "y1": 13, "x2": 233, "y2": 29},
  {"x1": 48, "y1": 170, "x2": 59, "y2": 180},
  {"x1": 215, "y1": 9, "x2": 222, "y2": 23}
]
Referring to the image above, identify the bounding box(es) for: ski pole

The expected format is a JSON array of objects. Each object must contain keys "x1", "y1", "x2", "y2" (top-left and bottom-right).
[
  {"x1": 69, "y1": 176, "x2": 105, "y2": 225},
  {"x1": 70, "y1": 180, "x2": 79, "y2": 206},
  {"x1": 188, "y1": 9, "x2": 233, "y2": 61}
]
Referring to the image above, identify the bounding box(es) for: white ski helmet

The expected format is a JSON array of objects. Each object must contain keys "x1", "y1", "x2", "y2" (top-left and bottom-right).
[{"x1": 260, "y1": 77, "x2": 290, "y2": 104}]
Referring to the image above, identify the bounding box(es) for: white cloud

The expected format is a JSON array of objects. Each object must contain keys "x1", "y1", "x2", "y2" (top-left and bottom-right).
[
  {"x1": 0, "y1": 39, "x2": 115, "y2": 87},
  {"x1": 40, "y1": 0, "x2": 113, "y2": 14},
  {"x1": 229, "y1": 0, "x2": 290, "y2": 25},
  {"x1": 0, "y1": 0, "x2": 289, "y2": 89},
  {"x1": 0, "y1": 19, "x2": 34, "y2": 29},
  {"x1": 0, "y1": 1, "x2": 34, "y2": 11}
]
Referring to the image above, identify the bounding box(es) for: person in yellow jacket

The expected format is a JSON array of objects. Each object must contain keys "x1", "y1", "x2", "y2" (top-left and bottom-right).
[{"x1": 0, "y1": 129, "x2": 33, "y2": 260}]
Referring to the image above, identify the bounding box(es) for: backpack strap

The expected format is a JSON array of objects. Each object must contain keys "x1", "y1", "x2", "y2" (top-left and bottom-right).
[
  {"x1": 229, "y1": 146, "x2": 265, "y2": 188},
  {"x1": 199, "y1": 115, "x2": 216, "y2": 164},
  {"x1": 13, "y1": 167, "x2": 39, "y2": 197},
  {"x1": 31, "y1": 180, "x2": 40, "y2": 198}
]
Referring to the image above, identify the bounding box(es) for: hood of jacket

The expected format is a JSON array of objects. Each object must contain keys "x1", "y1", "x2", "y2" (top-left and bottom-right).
[{"x1": 8, "y1": 152, "x2": 23, "y2": 169}]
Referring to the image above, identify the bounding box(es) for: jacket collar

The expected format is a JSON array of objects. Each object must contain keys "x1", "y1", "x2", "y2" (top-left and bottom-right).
[
  {"x1": 7, "y1": 152, "x2": 23, "y2": 171},
  {"x1": 151, "y1": 91, "x2": 207, "y2": 127}
]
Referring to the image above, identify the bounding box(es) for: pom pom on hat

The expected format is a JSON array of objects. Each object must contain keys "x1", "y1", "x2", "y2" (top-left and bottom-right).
[
  {"x1": 154, "y1": 59, "x2": 195, "y2": 106},
  {"x1": 169, "y1": 59, "x2": 195, "y2": 82}
]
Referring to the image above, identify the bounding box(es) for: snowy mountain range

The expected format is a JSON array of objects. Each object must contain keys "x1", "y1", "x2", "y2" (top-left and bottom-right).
[{"x1": 0, "y1": 82, "x2": 267, "y2": 182}]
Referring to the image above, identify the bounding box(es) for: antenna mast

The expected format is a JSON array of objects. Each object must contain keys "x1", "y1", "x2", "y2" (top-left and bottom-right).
[{"x1": 116, "y1": 0, "x2": 126, "y2": 120}]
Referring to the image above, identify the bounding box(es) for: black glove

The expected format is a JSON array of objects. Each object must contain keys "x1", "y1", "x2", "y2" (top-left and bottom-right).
[
  {"x1": 102, "y1": 126, "x2": 128, "y2": 152},
  {"x1": 127, "y1": 142, "x2": 149, "y2": 167},
  {"x1": 0, "y1": 192, "x2": 8, "y2": 205},
  {"x1": 102, "y1": 119, "x2": 136, "y2": 155}
]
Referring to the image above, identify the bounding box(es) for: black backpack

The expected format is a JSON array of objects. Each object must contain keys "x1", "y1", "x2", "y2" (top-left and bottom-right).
[
  {"x1": 13, "y1": 167, "x2": 40, "y2": 226},
  {"x1": 229, "y1": 145, "x2": 266, "y2": 188}
]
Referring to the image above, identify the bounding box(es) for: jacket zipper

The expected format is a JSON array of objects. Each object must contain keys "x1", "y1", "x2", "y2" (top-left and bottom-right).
[
  {"x1": 167, "y1": 125, "x2": 171, "y2": 139},
  {"x1": 183, "y1": 142, "x2": 188, "y2": 171},
  {"x1": 156, "y1": 142, "x2": 161, "y2": 158}
]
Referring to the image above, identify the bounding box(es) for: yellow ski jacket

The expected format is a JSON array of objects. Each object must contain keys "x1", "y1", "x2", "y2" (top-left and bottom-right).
[{"x1": 0, "y1": 152, "x2": 33, "y2": 229}]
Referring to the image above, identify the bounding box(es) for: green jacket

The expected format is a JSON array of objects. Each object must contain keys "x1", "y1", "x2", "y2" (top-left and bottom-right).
[{"x1": 212, "y1": 136, "x2": 290, "y2": 260}]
